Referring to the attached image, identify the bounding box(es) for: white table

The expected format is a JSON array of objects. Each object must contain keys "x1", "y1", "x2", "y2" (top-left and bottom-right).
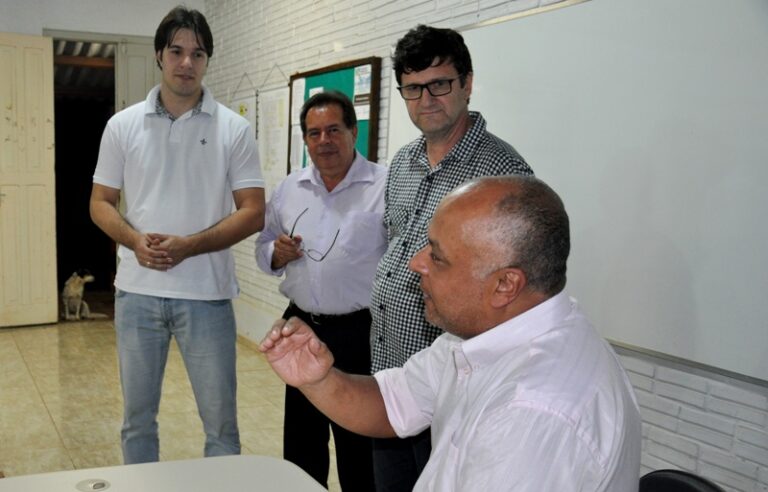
[{"x1": 0, "y1": 455, "x2": 325, "y2": 491}]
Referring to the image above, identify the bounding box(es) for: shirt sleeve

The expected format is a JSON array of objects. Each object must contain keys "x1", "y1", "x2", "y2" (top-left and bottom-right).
[
  {"x1": 374, "y1": 337, "x2": 452, "y2": 437},
  {"x1": 254, "y1": 182, "x2": 285, "y2": 276},
  {"x1": 457, "y1": 405, "x2": 603, "y2": 492},
  {"x1": 92, "y1": 120, "x2": 124, "y2": 189},
  {"x1": 228, "y1": 120, "x2": 265, "y2": 190}
]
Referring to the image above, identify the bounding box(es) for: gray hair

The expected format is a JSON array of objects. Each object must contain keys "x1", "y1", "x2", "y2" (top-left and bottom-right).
[{"x1": 460, "y1": 176, "x2": 570, "y2": 296}]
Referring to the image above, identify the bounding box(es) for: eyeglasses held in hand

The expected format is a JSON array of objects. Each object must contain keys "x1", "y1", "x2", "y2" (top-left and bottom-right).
[
  {"x1": 397, "y1": 76, "x2": 465, "y2": 100},
  {"x1": 289, "y1": 207, "x2": 340, "y2": 262}
]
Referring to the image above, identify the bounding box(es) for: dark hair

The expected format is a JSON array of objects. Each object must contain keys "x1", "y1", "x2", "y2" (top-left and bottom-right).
[
  {"x1": 393, "y1": 25, "x2": 473, "y2": 85},
  {"x1": 154, "y1": 6, "x2": 213, "y2": 68},
  {"x1": 299, "y1": 90, "x2": 357, "y2": 136}
]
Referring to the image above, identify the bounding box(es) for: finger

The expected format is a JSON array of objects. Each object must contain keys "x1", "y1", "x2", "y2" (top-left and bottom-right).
[
  {"x1": 270, "y1": 318, "x2": 288, "y2": 338},
  {"x1": 258, "y1": 337, "x2": 274, "y2": 352},
  {"x1": 260, "y1": 319, "x2": 287, "y2": 351},
  {"x1": 283, "y1": 316, "x2": 308, "y2": 336},
  {"x1": 142, "y1": 257, "x2": 169, "y2": 269},
  {"x1": 148, "y1": 236, "x2": 162, "y2": 246},
  {"x1": 309, "y1": 336, "x2": 325, "y2": 355}
]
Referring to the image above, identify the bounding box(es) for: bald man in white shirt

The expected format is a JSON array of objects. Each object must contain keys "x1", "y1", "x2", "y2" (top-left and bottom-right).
[{"x1": 260, "y1": 175, "x2": 642, "y2": 492}]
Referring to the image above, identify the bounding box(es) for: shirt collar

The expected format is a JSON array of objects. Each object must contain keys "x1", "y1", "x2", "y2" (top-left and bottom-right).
[
  {"x1": 298, "y1": 151, "x2": 376, "y2": 192},
  {"x1": 409, "y1": 111, "x2": 486, "y2": 169},
  {"x1": 458, "y1": 291, "x2": 574, "y2": 369},
  {"x1": 144, "y1": 84, "x2": 215, "y2": 120}
]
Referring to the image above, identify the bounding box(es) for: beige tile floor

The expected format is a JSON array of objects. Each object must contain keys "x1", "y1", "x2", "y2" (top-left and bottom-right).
[{"x1": 0, "y1": 319, "x2": 340, "y2": 491}]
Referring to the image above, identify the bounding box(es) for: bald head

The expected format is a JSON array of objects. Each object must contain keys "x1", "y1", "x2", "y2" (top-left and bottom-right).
[{"x1": 438, "y1": 176, "x2": 570, "y2": 297}]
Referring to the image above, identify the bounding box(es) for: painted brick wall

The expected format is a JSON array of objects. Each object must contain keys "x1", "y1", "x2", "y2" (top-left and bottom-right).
[
  {"x1": 201, "y1": 1, "x2": 768, "y2": 490},
  {"x1": 617, "y1": 348, "x2": 768, "y2": 492}
]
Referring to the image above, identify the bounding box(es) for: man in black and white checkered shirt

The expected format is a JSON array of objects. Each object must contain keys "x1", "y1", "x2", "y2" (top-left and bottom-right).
[{"x1": 369, "y1": 25, "x2": 533, "y2": 491}]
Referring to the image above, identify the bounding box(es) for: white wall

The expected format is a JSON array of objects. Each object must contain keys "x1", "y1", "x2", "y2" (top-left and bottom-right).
[{"x1": 0, "y1": 0, "x2": 205, "y2": 36}]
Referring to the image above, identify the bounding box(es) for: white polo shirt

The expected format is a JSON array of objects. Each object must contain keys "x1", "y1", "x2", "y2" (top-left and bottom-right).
[{"x1": 94, "y1": 85, "x2": 264, "y2": 300}]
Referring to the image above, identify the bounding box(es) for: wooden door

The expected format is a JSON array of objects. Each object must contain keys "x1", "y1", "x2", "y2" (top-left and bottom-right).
[
  {"x1": 0, "y1": 32, "x2": 57, "y2": 327},
  {"x1": 116, "y1": 39, "x2": 161, "y2": 111}
]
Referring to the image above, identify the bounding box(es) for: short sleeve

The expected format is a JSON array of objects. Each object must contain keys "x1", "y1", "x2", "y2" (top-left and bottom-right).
[
  {"x1": 374, "y1": 337, "x2": 453, "y2": 437},
  {"x1": 228, "y1": 121, "x2": 264, "y2": 190},
  {"x1": 92, "y1": 120, "x2": 124, "y2": 189}
]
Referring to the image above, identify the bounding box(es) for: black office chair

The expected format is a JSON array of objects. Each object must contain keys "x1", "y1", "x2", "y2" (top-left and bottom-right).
[{"x1": 640, "y1": 469, "x2": 725, "y2": 492}]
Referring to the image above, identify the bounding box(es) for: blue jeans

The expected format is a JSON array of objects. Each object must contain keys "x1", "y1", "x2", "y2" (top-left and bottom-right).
[{"x1": 114, "y1": 290, "x2": 240, "y2": 464}]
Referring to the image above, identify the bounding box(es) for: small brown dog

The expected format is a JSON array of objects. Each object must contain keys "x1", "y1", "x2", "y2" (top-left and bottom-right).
[{"x1": 62, "y1": 270, "x2": 95, "y2": 320}]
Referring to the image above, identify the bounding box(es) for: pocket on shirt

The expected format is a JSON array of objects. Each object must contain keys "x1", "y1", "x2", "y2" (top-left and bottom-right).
[
  {"x1": 336, "y1": 211, "x2": 387, "y2": 259},
  {"x1": 387, "y1": 206, "x2": 411, "y2": 241}
]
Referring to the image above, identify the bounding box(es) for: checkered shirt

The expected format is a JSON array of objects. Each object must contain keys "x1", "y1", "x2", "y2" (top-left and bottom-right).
[{"x1": 370, "y1": 111, "x2": 533, "y2": 372}]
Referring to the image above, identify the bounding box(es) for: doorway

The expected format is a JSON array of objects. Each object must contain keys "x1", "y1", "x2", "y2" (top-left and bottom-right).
[
  {"x1": 47, "y1": 30, "x2": 159, "y2": 319},
  {"x1": 53, "y1": 38, "x2": 116, "y2": 304}
]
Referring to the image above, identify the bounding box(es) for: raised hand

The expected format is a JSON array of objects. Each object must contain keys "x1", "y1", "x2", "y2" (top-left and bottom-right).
[{"x1": 259, "y1": 317, "x2": 334, "y2": 388}]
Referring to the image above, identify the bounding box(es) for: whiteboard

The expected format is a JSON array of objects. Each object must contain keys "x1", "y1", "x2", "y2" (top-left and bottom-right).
[{"x1": 387, "y1": 0, "x2": 768, "y2": 381}]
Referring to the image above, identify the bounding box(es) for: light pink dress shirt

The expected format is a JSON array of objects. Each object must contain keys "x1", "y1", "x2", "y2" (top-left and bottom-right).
[{"x1": 374, "y1": 292, "x2": 642, "y2": 491}]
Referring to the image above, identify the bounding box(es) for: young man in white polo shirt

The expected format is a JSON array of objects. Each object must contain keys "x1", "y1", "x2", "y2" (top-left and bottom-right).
[{"x1": 90, "y1": 6, "x2": 265, "y2": 464}]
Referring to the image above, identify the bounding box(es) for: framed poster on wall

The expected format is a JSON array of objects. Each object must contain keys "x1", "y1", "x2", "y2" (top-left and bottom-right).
[{"x1": 287, "y1": 56, "x2": 381, "y2": 174}]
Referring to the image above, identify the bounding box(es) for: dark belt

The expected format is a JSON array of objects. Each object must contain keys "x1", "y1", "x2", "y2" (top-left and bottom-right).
[{"x1": 288, "y1": 303, "x2": 370, "y2": 326}]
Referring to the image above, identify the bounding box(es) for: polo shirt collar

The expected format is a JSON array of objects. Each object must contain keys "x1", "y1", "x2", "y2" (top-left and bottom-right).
[{"x1": 144, "y1": 84, "x2": 215, "y2": 119}]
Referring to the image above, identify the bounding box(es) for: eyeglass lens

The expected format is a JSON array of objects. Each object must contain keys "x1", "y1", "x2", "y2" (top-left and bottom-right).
[{"x1": 399, "y1": 78, "x2": 457, "y2": 100}]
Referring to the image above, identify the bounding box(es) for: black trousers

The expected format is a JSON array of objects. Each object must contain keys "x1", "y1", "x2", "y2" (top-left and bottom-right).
[
  {"x1": 372, "y1": 429, "x2": 432, "y2": 492},
  {"x1": 282, "y1": 303, "x2": 375, "y2": 491}
]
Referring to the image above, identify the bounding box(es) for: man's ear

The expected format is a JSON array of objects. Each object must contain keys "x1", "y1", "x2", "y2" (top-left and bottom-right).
[
  {"x1": 489, "y1": 267, "x2": 526, "y2": 309},
  {"x1": 463, "y1": 72, "x2": 474, "y2": 102},
  {"x1": 156, "y1": 51, "x2": 163, "y2": 70}
]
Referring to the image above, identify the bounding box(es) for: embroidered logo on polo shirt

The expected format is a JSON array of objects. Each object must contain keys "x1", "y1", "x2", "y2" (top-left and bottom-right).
[{"x1": 200, "y1": 138, "x2": 207, "y2": 145}]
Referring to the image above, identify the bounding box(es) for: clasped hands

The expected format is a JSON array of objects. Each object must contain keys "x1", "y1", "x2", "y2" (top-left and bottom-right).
[{"x1": 135, "y1": 233, "x2": 192, "y2": 271}]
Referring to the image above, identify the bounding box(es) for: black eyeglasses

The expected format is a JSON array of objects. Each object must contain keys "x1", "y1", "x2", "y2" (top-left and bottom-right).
[
  {"x1": 397, "y1": 76, "x2": 464, "y2": 100},
  {"x1": 289, "y1": 208, "x2": 340, "y2": 262}
]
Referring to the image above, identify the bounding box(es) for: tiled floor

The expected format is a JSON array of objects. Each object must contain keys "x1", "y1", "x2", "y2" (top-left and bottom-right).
[{"x1": 0, "y1": 319, "x2": 340, "y2": 491}]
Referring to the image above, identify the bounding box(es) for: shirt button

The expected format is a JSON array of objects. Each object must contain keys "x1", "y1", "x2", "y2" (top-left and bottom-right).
[
  {"x1": 378, "y1": 336, "x2": 384, "y2": 342},
  {"x1": 402, "y1": 241, "x2": 408, "y2": 248},
  {"x1": 415, "y1": 209, "x2": 421, "y2": 215},
  {"x1": 379, "y1": 304, "x2": 385, "y2": 310},
  {"x1": 386, "y1": 272, "x2": 392, "y2": 278}
]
